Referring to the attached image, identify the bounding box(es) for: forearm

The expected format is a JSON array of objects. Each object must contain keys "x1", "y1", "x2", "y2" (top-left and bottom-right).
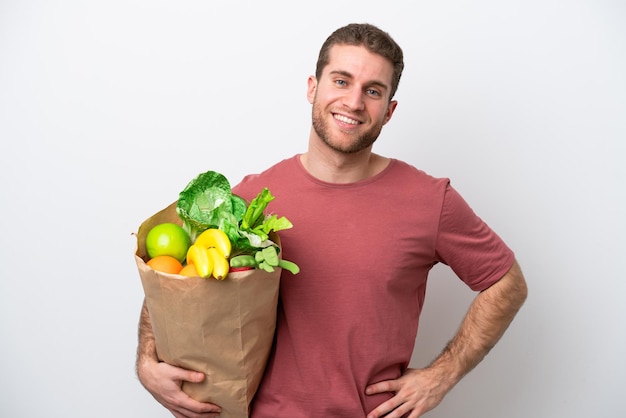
[
  {"x1": 134, "y1": 300, "x2": 217, "y2": 415},
  {"x1": 428, "y1": 260, "x2": 528, "y2": 389},
  {"x1": 136, "y1": 299, "x2": 158, "y2": 380}
]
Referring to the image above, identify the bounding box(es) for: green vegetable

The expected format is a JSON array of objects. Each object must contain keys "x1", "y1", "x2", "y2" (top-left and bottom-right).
[
  {"x1": 240, "y1": 188, "x2": 293, "y2": 242},
  {"x1": 176, "y1": 170, "x2": 300, "y2": 275},
  {"x1": 276, "y1": 259, "x2": 300, "y2": 275},
  {"x1": 253, "y1": 246, "x2": 300, "y2": 275},
  {"x1": 229, "y1": 254, "x2": 258, "y2": 268},
  {"x1": 176, "y1": 171, "x2": 245, "y2": 243}
]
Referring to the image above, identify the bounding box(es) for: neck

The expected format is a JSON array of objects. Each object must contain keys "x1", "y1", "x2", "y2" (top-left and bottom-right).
[{"x1": 300, "y1": 135, "x2": 390, "y2": 184}]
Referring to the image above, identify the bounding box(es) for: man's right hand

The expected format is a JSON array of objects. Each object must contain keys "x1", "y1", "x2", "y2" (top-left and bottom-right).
[{"x1": 137, "y1": 357, "x2": 222, "y2": 418}]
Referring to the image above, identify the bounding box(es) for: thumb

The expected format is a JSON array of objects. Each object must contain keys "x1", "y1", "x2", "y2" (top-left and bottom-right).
[
  {"x1": 184, "y1": 370, "x2": 205, "y2": 383},
  {"x1": 165, "y1": 363, "x2": 205, "y2": 383}
]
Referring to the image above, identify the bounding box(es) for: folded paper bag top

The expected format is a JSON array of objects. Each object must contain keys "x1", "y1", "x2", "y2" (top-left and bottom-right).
[{"x1": 134, "y1": 202, "x2": 281, "y2": 418}]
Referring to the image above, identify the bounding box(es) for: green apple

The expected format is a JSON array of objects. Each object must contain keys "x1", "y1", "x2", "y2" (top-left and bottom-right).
[{"x1": 145, "y1": 223, "x2": 191, "y2": 262}]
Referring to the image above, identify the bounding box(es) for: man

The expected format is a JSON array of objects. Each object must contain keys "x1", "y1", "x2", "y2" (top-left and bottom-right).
[{"x1": 137, "y1": 23, "x2": 528, "y2": 418}]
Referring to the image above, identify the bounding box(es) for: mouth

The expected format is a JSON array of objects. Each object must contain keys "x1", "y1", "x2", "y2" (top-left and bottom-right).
[{"x1": 333, "y1": 113, "x2": 361, "y2": 126}]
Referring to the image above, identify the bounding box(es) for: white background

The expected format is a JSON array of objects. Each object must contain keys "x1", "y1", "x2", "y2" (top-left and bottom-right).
[{"x1": 1, "y1": 1, "x2": 624, "y2": 417}]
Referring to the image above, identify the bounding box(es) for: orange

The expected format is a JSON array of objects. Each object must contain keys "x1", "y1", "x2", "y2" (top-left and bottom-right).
[
  {"x1": 179, "y1": 263, "x2": 199, "y2": 277},
  {"x1": 146, "y1": 255, "x2": 183, "y2": 274}
]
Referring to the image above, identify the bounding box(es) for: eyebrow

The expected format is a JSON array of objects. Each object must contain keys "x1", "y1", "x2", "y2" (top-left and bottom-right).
[{"x1": 328, "y1": 70, "x2": 389, "y2": 92}]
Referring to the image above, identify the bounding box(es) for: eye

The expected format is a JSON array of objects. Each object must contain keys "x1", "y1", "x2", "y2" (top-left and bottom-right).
[
  {"x1": 335, "y1": 79, "x2": 347, "y2": 87},
  {"x1": 366, "y1": 88, "x2": 382, "y2": 97}
]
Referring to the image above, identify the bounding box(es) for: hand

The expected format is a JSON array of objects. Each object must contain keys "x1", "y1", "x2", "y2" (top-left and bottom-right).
[
  {"x1": 138, "y1": 359, "x2": 222, "y2": 418},
  {"x1": 365, "y1": 368, "x2": 449, "y2": 418},
  {"x1": 366, "y1": 263, "x2": 527, "y2": 418}
]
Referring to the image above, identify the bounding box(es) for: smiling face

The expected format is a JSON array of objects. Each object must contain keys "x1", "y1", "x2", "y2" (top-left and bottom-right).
[{"x1": 307, "y1": 44, "x2": 398, "y2": 155}]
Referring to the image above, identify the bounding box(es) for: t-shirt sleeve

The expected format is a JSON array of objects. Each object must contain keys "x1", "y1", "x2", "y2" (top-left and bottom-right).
[{"x1": 435, "y1": 183, "x2": 515, "y2": 291}]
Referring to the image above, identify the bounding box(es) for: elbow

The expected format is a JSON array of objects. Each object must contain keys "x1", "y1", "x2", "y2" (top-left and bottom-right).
[
  {"x1": 483, "y1": 259, "x2": 528, "y2": 313},
  {"x1": 505, "y1": 259, "x2": 528, "y2": 311}
]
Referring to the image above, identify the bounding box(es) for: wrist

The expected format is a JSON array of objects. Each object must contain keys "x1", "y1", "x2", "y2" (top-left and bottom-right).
[
  {"x1": 426, "y1": 345, "x2": 466, "y2": 390},
  {"x1": 136, "y1": 348, "x2": 159, "y2": 383}
]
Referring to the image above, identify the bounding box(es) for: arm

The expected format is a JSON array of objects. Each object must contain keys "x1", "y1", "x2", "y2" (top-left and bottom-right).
[
  {"x1": 366, "y1": 260, "x2": 528, "y2": 418},
  {"x1": 136, "y1": 300, "x2": 222, "y2": 418}
]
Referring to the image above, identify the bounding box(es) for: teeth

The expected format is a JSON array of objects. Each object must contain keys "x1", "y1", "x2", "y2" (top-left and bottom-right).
[{"x1": 334, "y1": 114, "x2": 359, "y2": 125}]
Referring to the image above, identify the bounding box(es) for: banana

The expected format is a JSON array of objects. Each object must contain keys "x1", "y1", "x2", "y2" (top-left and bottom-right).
[
  {"x1": 207, "y1": 247, "x2": 230, "y2": 280},
  {"x1": 186, "y1": 244, "x2": 213, "y2": 278},
  {"x1": 194, "y1": 228, "x2": 232, "y2": 258}
]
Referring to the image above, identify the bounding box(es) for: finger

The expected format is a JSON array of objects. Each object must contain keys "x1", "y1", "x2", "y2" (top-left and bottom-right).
[
  {"x1": 180, "y1": 370, "x2": 205, "y2": 383},
  {"x1": 366, "y1": 396, "x2": 402, "y2": 418},
  {"x1": 173, "y1": 411, "x2": 221, "y2": 418},
  {"x1": 171, "y1": 412, "x2": 220, "y2": 418},
  {"x1": 172, "y1": 404, "x2": 221, "y2": 418},
  {"x1": 162, "y1": 388, "x2": 221, "y2": 417},
  {"x1": 383, "y1": 401, "x2": 415, "y2": 418},
  {"x1": 162, "y1": 363, "x2": 205, "y2": 383},
  {"x1": 365, "y1": 379, "x2": 398, "y2": 395},
  {"x1": 174, "y1": 398, "x2": 221, "y2": 416}
]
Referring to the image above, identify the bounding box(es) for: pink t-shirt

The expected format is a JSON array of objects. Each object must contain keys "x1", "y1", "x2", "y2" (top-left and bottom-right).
[{"x1": 232, "y1": 156, "x2": 514, "y2": 417}]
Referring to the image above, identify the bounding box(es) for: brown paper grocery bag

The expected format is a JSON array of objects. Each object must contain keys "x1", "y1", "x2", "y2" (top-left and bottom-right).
[{"x1": 134, "y1": 202, "x2": 280, "y2": 418}]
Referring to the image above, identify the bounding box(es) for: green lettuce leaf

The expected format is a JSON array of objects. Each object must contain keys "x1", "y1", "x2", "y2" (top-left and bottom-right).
[
  {"x1": 176, "y1": 171, "x2": 242, "y2": 242},
  {"x1": 240, "y1": 188, "x2": 293, "y2": 243}
]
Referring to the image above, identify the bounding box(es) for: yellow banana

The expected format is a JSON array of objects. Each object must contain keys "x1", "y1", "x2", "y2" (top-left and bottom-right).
[
  {"x1": 207, "y1": 247, "x2": 230, "y2": 280},
  {"x1": 194, "y1": 228, "x2": 232, "y2": 258},
  {"x1": 186, "y1": 244, "x2": 213, "y2": 278}
]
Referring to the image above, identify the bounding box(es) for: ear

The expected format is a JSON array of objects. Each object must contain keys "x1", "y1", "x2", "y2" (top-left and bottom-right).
[
  {"x1": 382, "y1": 100, "x2": 398, "y2": 125},
  {"x1": 306, "y1": 76, "x2": 317, "y2": 104}
]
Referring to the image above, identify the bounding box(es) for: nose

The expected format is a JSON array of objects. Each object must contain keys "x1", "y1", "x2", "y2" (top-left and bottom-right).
[{"x1": 342, "y1": 87, "x2": 365, "y2": 110}]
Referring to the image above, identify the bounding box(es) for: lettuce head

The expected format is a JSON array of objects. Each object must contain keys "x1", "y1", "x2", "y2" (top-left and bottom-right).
[{"x1": 176, "y1": 171, "x2": 246, "y2": 243}]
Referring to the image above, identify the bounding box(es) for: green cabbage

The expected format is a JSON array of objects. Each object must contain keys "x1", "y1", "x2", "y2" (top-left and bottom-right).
[{"x1": 176, "y1": 171, "x2": 245, "y2": 243}]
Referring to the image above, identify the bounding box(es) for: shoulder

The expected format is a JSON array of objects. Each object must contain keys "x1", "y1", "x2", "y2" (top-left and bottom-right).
[
  {"x1": 232, "y1": 155, "x2": 300, "y2": 200},
  {"x1": 385, "y1": 159, "x2": 450, "y2": 192}
]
